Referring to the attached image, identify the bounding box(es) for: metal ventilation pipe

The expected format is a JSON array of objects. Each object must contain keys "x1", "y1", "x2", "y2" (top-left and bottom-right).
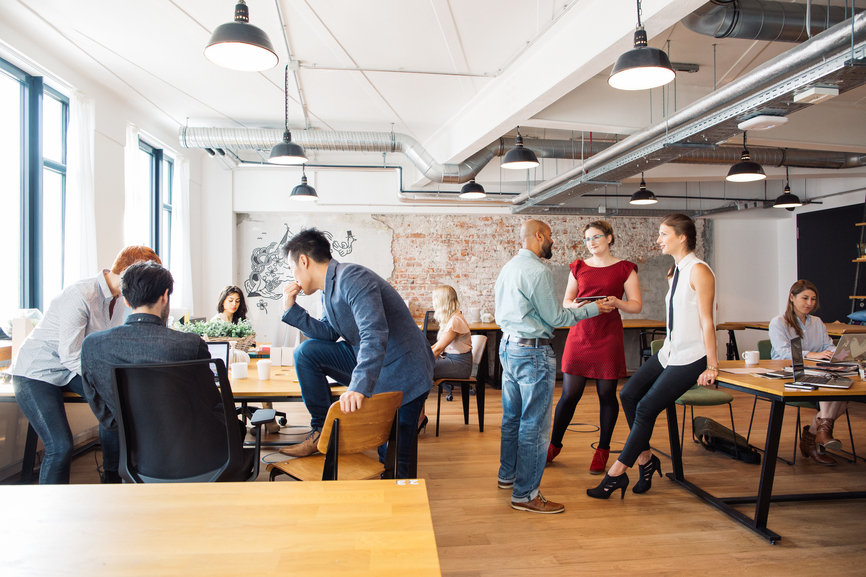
[
  {"x1": 683, "y1": 0, "x2": 862, "y2": 43},
  {"x1": 514, "y1": 12, "x2": 866, "y2": 204},
  {"x1": 673, "y1": 146, "x2": 866, "y2": 169},
  {"x1": 178, "y1": 126, "x2": 612, "y2": 184}
]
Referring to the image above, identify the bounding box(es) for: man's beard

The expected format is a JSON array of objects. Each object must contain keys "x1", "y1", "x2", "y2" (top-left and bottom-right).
[
  {"x1": 542, "y1": 242, "x2": 553, "y2": 260},
  {"x1": 159, "y1": 301, "x2": 170, "y2": 325}
]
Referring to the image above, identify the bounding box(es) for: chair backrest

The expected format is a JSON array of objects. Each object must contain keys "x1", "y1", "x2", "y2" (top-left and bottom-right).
[
  {"x1": 651, "y1": 338, "x2": 664, "y2": 356},
  {"x1": 757, "y1": 339, "x2": 772, "y2": 360},
  {"x1": 317, "y1": 391, "x2": 403, "y2": 456},
  {"x1": 421, "y1": 311, "x2": 438, "y2": 345},
  {"x1": 111, "y1": 358, "x2": 245, "y2": 483}
]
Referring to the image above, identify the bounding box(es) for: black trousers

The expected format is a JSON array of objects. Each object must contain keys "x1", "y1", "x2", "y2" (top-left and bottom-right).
[{"x1": 618, "y1": 353, "x2": 706, "y2": 467}]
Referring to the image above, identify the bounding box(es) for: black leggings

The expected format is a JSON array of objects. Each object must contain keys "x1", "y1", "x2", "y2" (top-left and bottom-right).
[
  {"x1": 618, "y1": 354, "x2": 706, "y2": 467},
  {"x1": 550, "y1": 374, "x2": 619, "y2": 450}
]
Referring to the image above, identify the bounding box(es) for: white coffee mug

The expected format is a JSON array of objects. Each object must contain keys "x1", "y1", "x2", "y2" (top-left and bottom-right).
[
  {"x1": 257, "y1": 359, "x2": 272, "y2": 380},
  {"x1": 743, "y1": 350, "x2": 760, "y2": 365},
  {"x1": 231, "y1": 362, "x2": 248, "y2": 379}
]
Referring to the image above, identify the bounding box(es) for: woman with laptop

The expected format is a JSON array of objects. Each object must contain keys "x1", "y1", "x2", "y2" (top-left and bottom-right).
[
  {"x1": 587, "y1": 214, "x2": 717, "y2": 499},
  {"x1": 769, "y1": 280, "x2": 847, "y2": 465}
]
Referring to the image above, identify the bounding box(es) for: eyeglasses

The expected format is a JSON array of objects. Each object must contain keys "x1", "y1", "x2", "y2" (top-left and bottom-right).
[{"x1": 584, "y1": 234, "x2": 606, "y2": 243}]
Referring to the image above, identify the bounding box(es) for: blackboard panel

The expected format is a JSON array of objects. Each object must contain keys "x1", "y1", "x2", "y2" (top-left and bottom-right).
[{"x1": 796, "y1": 204, "x2": 865, "y2": 324}]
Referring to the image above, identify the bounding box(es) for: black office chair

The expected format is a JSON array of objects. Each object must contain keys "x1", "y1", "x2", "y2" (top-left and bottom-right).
[{"x1": 111, "y1": 358, "x2": 274, "y2": 483}]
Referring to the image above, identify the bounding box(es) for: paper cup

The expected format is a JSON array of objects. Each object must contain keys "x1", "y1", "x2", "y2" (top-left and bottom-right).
[
  {"x1": 231, "y1": 362, "x2": 248, "y2": 379},
  {"x1": 257, "y1": 360, "x2": 272, "y2": 380}
]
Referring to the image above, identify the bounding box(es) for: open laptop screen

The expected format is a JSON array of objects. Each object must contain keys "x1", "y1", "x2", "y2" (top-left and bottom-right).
[
  {"x1": 790, "y1": 336, "x2": 806, "y2": 379},
  {"x1": 206, "y1": 342, "x2": 231, "y2": 379}
]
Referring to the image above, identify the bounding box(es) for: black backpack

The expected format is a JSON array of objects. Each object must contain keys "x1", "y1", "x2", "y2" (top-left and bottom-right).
[{"x1": 693, "y1": 416, "x2": 762, "y2": 464}]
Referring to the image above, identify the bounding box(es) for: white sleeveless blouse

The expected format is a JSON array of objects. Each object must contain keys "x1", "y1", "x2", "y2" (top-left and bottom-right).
[{"x1": 658, "y1": 252, "x2": 714, "y2": 367}]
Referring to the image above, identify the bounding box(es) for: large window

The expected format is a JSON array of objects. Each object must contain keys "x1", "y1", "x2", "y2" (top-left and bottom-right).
[
  {"x1": 138, "y1": 139, "x2": 173, "y2": 267},
  {"x1": 0, "y1": 58, "x2": 67, "y2": 318}
]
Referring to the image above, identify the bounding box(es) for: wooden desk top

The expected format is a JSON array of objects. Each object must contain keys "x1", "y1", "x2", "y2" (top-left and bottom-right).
[
  {"x1": 716, "y1": 360, "x2": 866, "y2": 399},
  {"x1": 229, "y1": 359, "x2": 348, "y2": 399},
  {"x1": 421, "y1": 319, "x2": 666, "y2": 331},
  {"x1": 734, "y1": 321, "x2": 866, "y2": 336},
  {"x1": 0, "y1": 479, "x2": 441, "y2": 577}
]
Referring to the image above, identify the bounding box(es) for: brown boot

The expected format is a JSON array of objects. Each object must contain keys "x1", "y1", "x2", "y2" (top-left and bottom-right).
[
  {"x1": 814, "y1": 418, "x2": 842, "y2": 451},
  {"x1": 799, "y1": 426, "x2": 836, "y2": 465},
  {"x1": 278, "y1": 429, "x2": 321, "y2": 457}
]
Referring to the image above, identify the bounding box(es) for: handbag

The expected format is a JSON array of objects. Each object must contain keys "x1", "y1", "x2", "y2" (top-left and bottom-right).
[{"x1": 693, "y1": 416, "x2": 762, "y2": 464}]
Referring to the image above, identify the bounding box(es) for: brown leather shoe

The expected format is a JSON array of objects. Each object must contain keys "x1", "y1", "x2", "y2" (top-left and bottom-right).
[
  {"x1": 814, "y1": 417, "x2": 842, "y2": 451},
  {"x1": 511, "y1": 493, "x2": 565, "y2": 514},
  {"x1": 278, "y1": 429, "x2": 321, "y2": 457},
  {"x1": 799, "y1": 426, "x2": 836, "y2": 466}
]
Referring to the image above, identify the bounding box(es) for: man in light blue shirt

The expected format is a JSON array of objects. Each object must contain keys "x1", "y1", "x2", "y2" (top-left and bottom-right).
[{"x1": 495, "y1": 219, "x2": 613, "y2": 513}]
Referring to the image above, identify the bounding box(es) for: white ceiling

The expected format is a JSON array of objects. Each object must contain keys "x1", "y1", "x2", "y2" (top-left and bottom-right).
[{"x1": 3, "y1": 0, "x2": 865, "y2": 201}]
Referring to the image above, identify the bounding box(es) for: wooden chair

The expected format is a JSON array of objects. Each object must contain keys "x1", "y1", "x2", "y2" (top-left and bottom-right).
[
  {"x1": 433, "y1": 335, "x2": 488, "y2": 436},
  {"x1": 267, "y1": 391, "x2": 403, "y2": 481},
  {"x1": 746, "y1": 339, "x2": 857, "y2": 465},
  {"x1": 650, "y1": 339, "x2": 738, "y2": 459}
]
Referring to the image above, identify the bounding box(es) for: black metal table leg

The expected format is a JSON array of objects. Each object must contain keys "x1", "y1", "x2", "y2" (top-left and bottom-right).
[
  {"x1": 753, "y1": 399, "x2": 785, "y2": 532},
  {"x1": 666, "y1": 403, "x2": 684, "y2": 481}
]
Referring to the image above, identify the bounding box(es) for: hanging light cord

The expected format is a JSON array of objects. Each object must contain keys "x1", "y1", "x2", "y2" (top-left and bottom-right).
[
  {"x1": 284, "y1": 64, "x2": 290, "y2": 133},
  {"x1": 636, "y1": 0, "x2": 642, "y2": 27},
  {"x1": 786, "y1": 165, "x2": 790, "y2": 187}
]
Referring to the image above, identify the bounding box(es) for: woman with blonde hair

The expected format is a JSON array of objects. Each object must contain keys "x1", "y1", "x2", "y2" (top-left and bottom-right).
[
  {"x1": 431, "y1": 285, "x2": 473, "y2": 382},
  {"x1": 770, "y1": 280, "x2": 846, "y2": 465}
]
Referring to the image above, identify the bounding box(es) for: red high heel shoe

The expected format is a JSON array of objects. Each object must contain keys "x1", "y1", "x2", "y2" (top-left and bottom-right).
[{"x1": 546, "y1": 444, "x2": 562, "y2": 464}]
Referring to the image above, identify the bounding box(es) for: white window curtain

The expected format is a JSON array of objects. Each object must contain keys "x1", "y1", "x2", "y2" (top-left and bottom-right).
[
  {"x1": 170, "y1": 155, "x2": 194, "y2": 311},
  {"x1": 123, "y1": 122, "x2": 149, "y2": 246},
  {"x1": 63, "y1": 90, "x2": 98, "y2": 285}
]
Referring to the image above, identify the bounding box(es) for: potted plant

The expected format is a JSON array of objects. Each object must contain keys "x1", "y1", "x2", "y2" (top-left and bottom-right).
[{"x1": 174, "y1": 318, "x2": 256, "y2": 351}]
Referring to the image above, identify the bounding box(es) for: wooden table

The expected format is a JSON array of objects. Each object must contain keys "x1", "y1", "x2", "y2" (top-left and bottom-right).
[
  {"x1": 736, "y1": 321, "x2": 866, "y2": 336},
  {"x1": 0, "y1": 479, "x2": 441, "y2": 576},
  {"x1": 665, "y1": 359, "x2": 866, "y2": 544},
  {"x1": 230, "y1": 359, "x2": 347, "y2": 402}
]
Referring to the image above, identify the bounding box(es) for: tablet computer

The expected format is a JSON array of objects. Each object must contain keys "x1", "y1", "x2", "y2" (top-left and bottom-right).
[{"x1": 574, "y1": 295, "x2": 608, "y2": 302}]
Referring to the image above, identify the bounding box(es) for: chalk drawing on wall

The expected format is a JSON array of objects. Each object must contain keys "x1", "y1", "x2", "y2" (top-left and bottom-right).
[
  {"x1": 236, "y1": 213, "x2": 394, "y2": 343},
  {"x1": 243, "y1": 225, "x2": 358, "y2": 306}
]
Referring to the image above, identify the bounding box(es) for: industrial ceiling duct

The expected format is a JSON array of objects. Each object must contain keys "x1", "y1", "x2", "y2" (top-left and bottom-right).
[{"x1": 682, "y1": 0, "x2": 862, "y2": 43}]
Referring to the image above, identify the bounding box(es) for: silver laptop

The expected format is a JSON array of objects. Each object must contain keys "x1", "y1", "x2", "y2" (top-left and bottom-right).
[
  {"x1": 790, "y1": 337, "x2": 852, "y2": 389},
  {"x1": 818, "y1": 333, "x2": 866, "y2": 366},
  {"x1": 206, "y1": 341, "x2": 231, "y2": 382}
]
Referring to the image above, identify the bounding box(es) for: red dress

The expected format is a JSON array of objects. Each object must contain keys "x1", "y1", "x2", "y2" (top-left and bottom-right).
[{"x1": 561, "y1": 259, "x2": 637, "y2": 379}]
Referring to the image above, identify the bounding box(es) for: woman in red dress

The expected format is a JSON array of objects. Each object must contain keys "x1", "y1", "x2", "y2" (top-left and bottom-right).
[{"x1": 547, "y1": 220, "x2": 642, "y2": 474}]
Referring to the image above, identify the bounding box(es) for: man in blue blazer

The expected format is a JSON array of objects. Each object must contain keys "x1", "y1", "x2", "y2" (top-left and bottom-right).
[{"x1": 278, "y1": 229, "x2": 434, "y2": 478}]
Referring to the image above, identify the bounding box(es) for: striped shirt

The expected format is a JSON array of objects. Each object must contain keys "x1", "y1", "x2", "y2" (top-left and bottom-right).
[{"x1": 9, "y1": 271, "x2": 125, "y2": 386}]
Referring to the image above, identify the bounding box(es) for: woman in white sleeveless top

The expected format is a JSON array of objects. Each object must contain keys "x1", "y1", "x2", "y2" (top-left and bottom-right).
[{"x1": 588, "y1": 214, "x2": 718, "y2": 499}]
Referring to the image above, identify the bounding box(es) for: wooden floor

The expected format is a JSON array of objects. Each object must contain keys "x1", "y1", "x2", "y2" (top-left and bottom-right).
[{"x1": 66, "y1": 382, "x2": 866, "y2": 576}]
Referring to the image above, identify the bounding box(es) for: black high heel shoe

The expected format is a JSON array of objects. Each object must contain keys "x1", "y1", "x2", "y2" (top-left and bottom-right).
[
  {"x1": 586, "y1": 472, "x2": 629, "y2": 500},
  {"x1": 632, "y1": 454, "x2": 662, "y2": 494},
  {"x1": 417, "y1": 416, "x2": 429, "y2": 434}
]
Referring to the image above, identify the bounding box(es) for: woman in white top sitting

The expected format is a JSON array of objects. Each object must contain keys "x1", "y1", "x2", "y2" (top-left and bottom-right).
[
  {"x1": 769, "y1": 280, "x2": 846, "y2": 465},
  {"x1": 588, "y1": 214, "x2": 718, "y2": 499},
  {"x1": 211, "y1": 286, "x2": 247, "y2": 324}
]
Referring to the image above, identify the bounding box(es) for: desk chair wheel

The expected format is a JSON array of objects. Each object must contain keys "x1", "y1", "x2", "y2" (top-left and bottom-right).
[
  {"x1": 248, "y1": 427, "x2": 258, "y2": 437},
  {"x1": 278, "y1": 417, "x2": 288, "y2": 426},
  {"x1": 445, "y1": 394, "x2": 453, "y2": 402}
]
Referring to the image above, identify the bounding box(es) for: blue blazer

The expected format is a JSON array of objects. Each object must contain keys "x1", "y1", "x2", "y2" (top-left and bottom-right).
[{"x1": 282, "y1": 259, "x2": 434, "y2": 404}]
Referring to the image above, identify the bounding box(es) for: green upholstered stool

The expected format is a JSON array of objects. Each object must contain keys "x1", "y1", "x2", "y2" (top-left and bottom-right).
[{"x1": 650, "y1": 340, "x2": 739, "y2": 458}]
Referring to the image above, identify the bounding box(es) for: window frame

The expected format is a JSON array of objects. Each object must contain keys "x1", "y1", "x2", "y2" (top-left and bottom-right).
[
  {"x1": 1, "y1": 56, "x2": 68, "y2": 312},
  {"x1": 138, "y1": 138, "x2": 173, "y2": 266}
]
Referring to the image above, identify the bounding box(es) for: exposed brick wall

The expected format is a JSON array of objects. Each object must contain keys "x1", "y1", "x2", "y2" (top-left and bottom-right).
[{"x1": 375, "y1": 214, "x2": 708, "y2": 322}]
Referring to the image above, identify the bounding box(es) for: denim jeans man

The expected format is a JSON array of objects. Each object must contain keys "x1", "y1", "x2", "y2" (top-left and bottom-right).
[{"x1": 494, "y1": 220, "x2": 612, "y2": 513}]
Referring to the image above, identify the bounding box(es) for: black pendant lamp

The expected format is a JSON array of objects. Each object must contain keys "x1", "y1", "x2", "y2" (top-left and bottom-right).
[
  {"x1": 290, "y1": 165, "x2": 318, "y2": 201},
  {"x1": 269, "y1": 65, "x2": 308, "y2": 165},
  {"x1": 773, "y1": 166, "x2": 803, "y2": 209},
  {"x1": 608, "y1": 0, "x2": 675, "y2": 91},
  {"x1": 205, "y1": 1, "x2": 279, "y2": 72},
  {"x1": 726, "y1": 132, "x2": 766, "y2": 182},
  {"x1": 459, "y1": 180, "x2": 486, "y2": 200},
  {"x1": 501, "y1": 126, "x2": 539, "y2": 170},
  {"x1": 629, "y1": 173, "x2": 658, "y2": 205}
]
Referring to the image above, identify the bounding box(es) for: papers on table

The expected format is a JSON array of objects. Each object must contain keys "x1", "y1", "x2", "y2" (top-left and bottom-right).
[{"x1": 719, "y1": 367, "x2": 776, "y2": 375}]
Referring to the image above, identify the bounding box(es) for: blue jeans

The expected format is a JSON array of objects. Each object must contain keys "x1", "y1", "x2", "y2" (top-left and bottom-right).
[
  {"x1": 497, "y1": 339, "x2": 557, "y2": 503},
  {"x1": 13, "y1": 375, "x2": 119, "y2": 484},
  {"x1": 294, "y1": 339, "x2": 427, "y2": 479}
]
